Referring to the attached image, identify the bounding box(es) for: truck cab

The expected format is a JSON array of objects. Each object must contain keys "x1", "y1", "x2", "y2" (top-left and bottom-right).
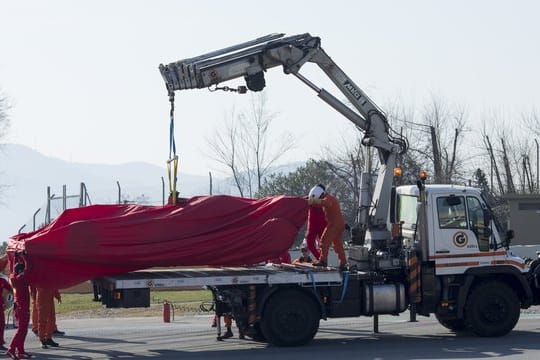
[{"x1": 395, "y1": 184, "x2": 526, "y2": 276}]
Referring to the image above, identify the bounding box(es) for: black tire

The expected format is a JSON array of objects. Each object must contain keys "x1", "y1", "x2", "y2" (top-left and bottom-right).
[
  {"x1": 464, "y1": 280, "x2": 520, "y2": 337},
  {"x1": 435, "y1": 312, "x2": 467, "y2": 332},
  {"x1": 260, "y1": 289, "x2": 320, "y2": 346}
]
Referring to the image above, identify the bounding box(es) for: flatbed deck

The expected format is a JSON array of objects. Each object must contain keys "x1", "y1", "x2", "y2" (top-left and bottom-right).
[{"x1": 97, "y1": 265, "x2": 345, "y2": 289}]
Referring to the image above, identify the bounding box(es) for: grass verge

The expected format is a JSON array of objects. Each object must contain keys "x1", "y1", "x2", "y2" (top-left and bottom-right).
[{"x1": 56, "y1": 289, "x2": 214, "y2": 319}]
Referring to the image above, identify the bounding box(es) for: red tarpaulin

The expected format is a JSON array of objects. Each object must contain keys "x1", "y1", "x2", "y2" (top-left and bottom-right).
[{"x1": 7, "y1": 195, "x2": 307, "y2": 289}]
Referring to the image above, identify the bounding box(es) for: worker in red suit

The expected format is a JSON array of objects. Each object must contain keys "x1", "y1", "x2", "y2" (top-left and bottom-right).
[
  {"x1": 36, "y1": 288, "x2": 60, "y2": 349},
  {"x1": 6, "y1": 254, "x2": 31, "y2": 359},
  {"x1": 305, "y1": 204, "x2": 326, "y2": 259},
  {"x1": 307, "y1": 184, "x2": 348, "y2": 271},
  {"x1": 0, "y1": 274, "x2": 13, "y2": 351}
]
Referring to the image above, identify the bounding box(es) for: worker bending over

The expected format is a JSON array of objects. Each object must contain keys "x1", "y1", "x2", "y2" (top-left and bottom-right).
[{"x1": 307, "y1": 184, "x2": 348, "y2": 271}]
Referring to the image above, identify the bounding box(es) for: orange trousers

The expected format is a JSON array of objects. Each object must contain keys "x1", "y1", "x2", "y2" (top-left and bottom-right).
[
  {"x1": 36, "y1": 288, "x2": 56, "y2": 342},
  {"x1": 319, "y1": 225, "x2": 347, "y2": 265}
]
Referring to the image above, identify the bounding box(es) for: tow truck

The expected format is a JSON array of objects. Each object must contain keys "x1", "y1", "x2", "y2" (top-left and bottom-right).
[{"x1": 94, "y1": 33, "x2": 540, "y2": 346}]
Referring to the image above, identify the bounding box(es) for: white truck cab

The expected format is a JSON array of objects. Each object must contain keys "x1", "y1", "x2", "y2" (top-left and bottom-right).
[{"x1": 395, "y1": 184, "x2": 527, "y2": 276}]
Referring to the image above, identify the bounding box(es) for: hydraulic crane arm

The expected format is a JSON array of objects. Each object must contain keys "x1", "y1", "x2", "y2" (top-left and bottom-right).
[
  {"x1": 159, "y1": 33, "x2": 405, "y2": 155},
  {"x1": 159, "y1": 33, "x2": 407, "y2": 243}
]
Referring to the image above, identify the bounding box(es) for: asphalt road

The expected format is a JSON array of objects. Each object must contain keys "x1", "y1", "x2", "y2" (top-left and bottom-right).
[{"x1": 5, "y1": 312, "x2": 540, "y2": 360}]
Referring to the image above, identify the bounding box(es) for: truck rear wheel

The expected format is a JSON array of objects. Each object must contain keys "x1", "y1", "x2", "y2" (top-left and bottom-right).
[
  {"x1": 260, "y1": 289, "x2": 320, "y2": 346},
  {"x1": 464, "y1": 280, "x2": 520, "y2": 337}
]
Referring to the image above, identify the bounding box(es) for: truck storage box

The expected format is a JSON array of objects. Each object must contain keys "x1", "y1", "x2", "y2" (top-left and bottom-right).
[{"x1": 101, "y1": 288, "x2": 150, "y2": 308}]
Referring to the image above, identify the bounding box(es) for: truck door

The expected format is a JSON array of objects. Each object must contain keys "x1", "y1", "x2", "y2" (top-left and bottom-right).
[{"x1": 430, "y1": 194, "x2": 493, "y2": 274}]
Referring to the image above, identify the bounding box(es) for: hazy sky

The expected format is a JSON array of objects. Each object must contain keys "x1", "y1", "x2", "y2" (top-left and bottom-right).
[{"x1": 1, "y1": 0, "x2": 539, "y2": 177}]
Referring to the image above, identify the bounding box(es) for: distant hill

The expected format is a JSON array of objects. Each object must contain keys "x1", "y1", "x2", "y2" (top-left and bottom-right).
[{"x1": 0, "y1": 144, "x2": 230, "y2": 242}]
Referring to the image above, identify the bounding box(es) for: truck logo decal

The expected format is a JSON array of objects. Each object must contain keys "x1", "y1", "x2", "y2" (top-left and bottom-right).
[
  {"x1": 343, "y1": 80, "x2": 363, "y2": 101},
  {"x1": 452, "y1": 231, "x2": 468, "y2": 247}
]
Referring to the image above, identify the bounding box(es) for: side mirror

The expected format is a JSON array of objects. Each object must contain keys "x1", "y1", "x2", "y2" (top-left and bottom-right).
[
  {"x1": 506, "y1": 229, "x2": 514, "y2": 241},
  {"x1": 504, "y1": 229, "x2": 515, "y2": 249}
]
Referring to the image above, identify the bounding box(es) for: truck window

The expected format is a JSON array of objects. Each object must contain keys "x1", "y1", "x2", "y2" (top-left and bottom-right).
[
  {"x1": 397, "y1": 194, "x2": 418, "y2": 227},
  {"x1": 437, "y1": 196, "x2": 467, "y2": 229},
  {"x1": 467, "y1": 196, "x2": 489, "y2": 251}
]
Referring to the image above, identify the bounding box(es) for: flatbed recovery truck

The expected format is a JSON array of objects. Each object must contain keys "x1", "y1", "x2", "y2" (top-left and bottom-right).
[{"x1": 94, "y1": 33, "x2": 540, "y2": 346}]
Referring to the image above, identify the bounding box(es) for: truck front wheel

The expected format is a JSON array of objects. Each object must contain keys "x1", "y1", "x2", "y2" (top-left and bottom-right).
[
  {"x1": 260, "y1": 289, "x2": 320, "y2": 346},
  {"x1": 435, "y1": 312, "x2": 466, "y2": 332},
  {"x1": 464, "y1": 280, "x2": 520, "y2": 337}
]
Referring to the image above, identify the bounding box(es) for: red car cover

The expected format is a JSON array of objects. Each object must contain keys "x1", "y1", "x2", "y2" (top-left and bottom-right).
[{"x1": 7, "y1": 195, "x2": 307, "y2": 289}]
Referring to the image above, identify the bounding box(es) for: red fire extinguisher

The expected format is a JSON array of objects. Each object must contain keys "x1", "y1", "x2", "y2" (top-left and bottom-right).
[{"x1": 163, "y1": 301, "x2": 171, "y2": 323}]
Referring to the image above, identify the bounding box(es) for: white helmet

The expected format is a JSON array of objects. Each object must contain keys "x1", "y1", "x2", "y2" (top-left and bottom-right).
[{"x1": 308, "y1": 184, "x2": 326, "y2": 199}]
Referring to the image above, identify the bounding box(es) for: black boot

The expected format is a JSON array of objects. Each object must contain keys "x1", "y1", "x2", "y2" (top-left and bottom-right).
[
  {"x1": 222, "y1": 327, "x2": 233, "y2": 339},
  {"x1": 45, "y1": 339, "x2": 59, "y2": 347}
]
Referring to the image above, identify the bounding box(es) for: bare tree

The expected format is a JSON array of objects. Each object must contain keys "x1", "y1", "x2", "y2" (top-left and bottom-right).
[
  {"x1": 385, "y1": 101, "x2": 426, "y2": 183},
  {"x1": 521, "y1": 109, "x2": 540, "y2": 192},
  {"x1": 480, "y1": 110, "x2": 539, "y2": 195},
  {"x1": 483, "y1": 134, "x2": 505, "y2": 194},
  {"x1": 500, "y1": 137, "x2": 516, "y2": 194},
  {"x1": 207, "y1": 93, "x2": 294, "y2": 197},
  {"x1": 522, "y1": 108, "x2": 540, "y2": 136},
  {"x1": 321, "y1": 129, "x2": 374, "y2": 222},
  {"x1": 207, "y1": 107, "x2": 247, "y2": 197},
  {"x1": 420, "y1": 97, "x2": 467, "y2": 183},
  {"x1": 387, "y1": 96, "x2": 468, "y2": 184}
]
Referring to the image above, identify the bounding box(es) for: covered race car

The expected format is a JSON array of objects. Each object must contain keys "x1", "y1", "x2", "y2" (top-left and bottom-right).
[{"x1": 6, "y1": 195, "x2": 307, "y2": 289}]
